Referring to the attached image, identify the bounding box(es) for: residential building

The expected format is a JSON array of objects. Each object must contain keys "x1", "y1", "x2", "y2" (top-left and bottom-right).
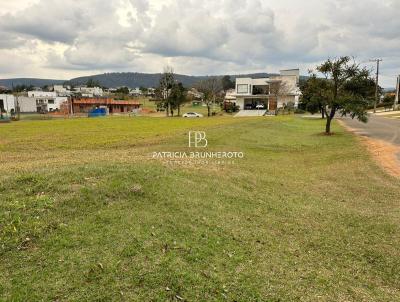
[
  {"x1": 27, "y1": 91, "x2": 67, "y2": 112},
  {"x1": 74, "y1": 86, "x2": 104, "y2": 97},
  {"x1": 233, "y1": 69, "x2": 301, "y2": 111},
  {"x1": 71, "y1": 98, "x2": 141, "y2": 114},
  {"x1": 0, "y1": 94, "x2": 15, "y2": 113},
  {"x1": 130, "y1": 87, "x2": 142, "y2": 96},
  {"x1": 0, "y1": 94, "x2": 45, "y2": 113},
  {"x1": 28, "y1": 91, "x2": 57, "y2": 98},
  {"x1": 53, "y1": 85, "x2": 72, "y2": 96},
  {"x1": 224, "y1": 89, "x2": 236, "y2": 102},
  {"x1": 17, "y1": 96, "x2": 37, "y2": 113},
  {"x1": 146, "y1": 87, "x2": 156, "y2": 97}
]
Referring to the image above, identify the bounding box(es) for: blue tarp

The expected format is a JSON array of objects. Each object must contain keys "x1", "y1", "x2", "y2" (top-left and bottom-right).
[{"x1": 88, "y1": 108, "x2": 107, "y2": 117}]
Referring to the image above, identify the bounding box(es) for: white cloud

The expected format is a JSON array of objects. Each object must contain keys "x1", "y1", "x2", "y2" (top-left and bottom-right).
[{"x1": 0, "y1": 0, "x2": 399, "y2": 86}]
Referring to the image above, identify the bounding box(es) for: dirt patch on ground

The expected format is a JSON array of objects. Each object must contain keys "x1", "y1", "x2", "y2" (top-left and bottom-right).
[
  {"x1": 338, "y1": 120, "x2": 400, "y2": 178},
  {"x1": 361, "y1": 138, "x2": 400, "y2": 178}
]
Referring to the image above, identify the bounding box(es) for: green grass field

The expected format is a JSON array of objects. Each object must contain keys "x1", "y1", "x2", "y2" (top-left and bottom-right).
[{"x1": 0, "y1": 116, "x2": 399, "y2": 301}]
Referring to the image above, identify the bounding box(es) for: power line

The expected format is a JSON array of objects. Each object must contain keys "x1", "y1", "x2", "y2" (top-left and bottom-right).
[{"x1": 370, "y1": 59, "x2": 382, "y2": 113}]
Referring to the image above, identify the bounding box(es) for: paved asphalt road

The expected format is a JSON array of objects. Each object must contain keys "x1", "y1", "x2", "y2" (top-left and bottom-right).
[{"x1": 340, "y1": 114, "x2": 400, "y2": 146}]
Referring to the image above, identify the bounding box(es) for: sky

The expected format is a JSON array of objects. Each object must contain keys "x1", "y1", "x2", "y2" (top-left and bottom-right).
[{"x1": 0, "y1": 0, "x2": 399, "y2": 87}]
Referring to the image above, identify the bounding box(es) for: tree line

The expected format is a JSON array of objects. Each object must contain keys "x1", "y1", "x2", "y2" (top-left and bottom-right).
[{"x1": 154, "y1": 67, "x2": 235, "y2": 117}]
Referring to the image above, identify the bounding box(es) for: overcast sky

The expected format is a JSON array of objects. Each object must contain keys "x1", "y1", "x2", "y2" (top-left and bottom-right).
[{"x1": 0, "y1": 0, "x2": 399, "y2": 87}]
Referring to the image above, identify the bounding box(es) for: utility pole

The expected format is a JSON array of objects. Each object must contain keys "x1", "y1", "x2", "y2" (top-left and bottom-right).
[
  {"x1": 370, "y1": 58, "x2": 382, "y2": 113},
  {"x1": 16, "y1": 94, "x2": 21, "y2": 121},
  {"x1": 394, "y1": 75, "x2": 400, "y2": 110},
  {"x1": 69, "y1": 95, "x2": 74, "y2": 117}
]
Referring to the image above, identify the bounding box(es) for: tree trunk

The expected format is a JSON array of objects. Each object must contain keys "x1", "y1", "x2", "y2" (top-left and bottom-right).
[
  {"x1": 325, "y1": 116, "x2": 332, "y2": 134},
  {"x1": 178, "y1": 104, "x2": 180, "y2": 116},
  {"x1": 321, "y1": 107, "x2": 325, "y2": 119},
  {"x1": 325, "y1": 108, "x2": 336, "y2": 134},
  {"x1": 207, "y1": 105, "x2": 211, "y2": 117},
  {"x1": 166, "y1": 102, "x2": 169, "y2": 117}
]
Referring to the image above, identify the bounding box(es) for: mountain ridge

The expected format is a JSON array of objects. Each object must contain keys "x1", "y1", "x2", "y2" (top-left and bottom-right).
[{"x1": 0, "y1": 72, "x2": 282, "y2": 89}]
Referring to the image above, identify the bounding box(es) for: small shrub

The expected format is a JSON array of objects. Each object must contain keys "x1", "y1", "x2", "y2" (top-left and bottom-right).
[{"x1": 294, "y1": 108, "x2": 306, "y2": 114}]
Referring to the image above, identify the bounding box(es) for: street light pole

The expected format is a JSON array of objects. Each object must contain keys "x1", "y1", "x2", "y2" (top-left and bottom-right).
[
  {"x1": 370, "y1": 59, "x2": 382, "y2": 113},
  {"x1": 394, "y1": 75, "x2": 400, "y2": 111}
]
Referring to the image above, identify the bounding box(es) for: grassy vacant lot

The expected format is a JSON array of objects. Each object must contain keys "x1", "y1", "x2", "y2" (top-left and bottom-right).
[{"x1": 0, "y1": 116, "x2": 399, "y2": 301}]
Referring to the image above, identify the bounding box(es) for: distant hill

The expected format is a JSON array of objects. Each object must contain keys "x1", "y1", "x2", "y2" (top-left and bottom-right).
[
  {"x1": 0, "y1": 78, "x2": 66, "y2": 89},
  {"x1": 0, "y1": 72, "x2": 301, "y2": 89},
  {"x1": 68, "y1": 72, "x2": 208, "y2": 88},
  {"x1": 68, "y1": 72, "x2": 278, "y2": 88}
]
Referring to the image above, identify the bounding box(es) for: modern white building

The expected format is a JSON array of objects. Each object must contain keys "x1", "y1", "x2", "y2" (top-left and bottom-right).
[
  {"x1": 26, "y1": 91, "x2": 67, "y2": 112},
  {"x1": 0, "y1": 94, "x2": 15, "y2": 113},
  {"x1": 74, "y1": 86, "x2": 103, "y2": 97},
  {"x1": 130, "y1": 87, "x2": 142, "y2": 95},
  {"x1": 18, "y1": 97, "x2": 37, "y2": 113},
  {"x1": 53, "y1": 85, "x2": 72, "y2": 96},
  {"x1": 28, "y1": 91, "x2": 57, "y2": 98},
  {"x1": 233, "y1": 69, "x2": 301, "y2": 111},
  {"x1": 1, "y1": 91, "x2": 68, "y2": 114}
]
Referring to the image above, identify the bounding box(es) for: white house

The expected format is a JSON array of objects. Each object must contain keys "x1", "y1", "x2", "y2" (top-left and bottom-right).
[
  {"x1": 146, "y1": 87, "x2": 156, "y2": 97},
  {"x1": 1, "y1": 92, "x2": 68, "y2": 114},
  {"x1": 53, "y1": 85, "x2": 72, "y2": 96},
  {"x1": 130, "y1": 87, "x2": 142, "y2": 95},
  {"x1": 26, "y1": 91, "x2": 67, "y2": 112},
  {"x1": 17, "y1": 97, "x2": 37, "y2": 113},
  {"x1": 233, "y1": 69, "x2": 301, "y2": 111},
  {"x1": 0, "y1": 94, "x2": 15, "y2": 113},
  {"x1": 224, "y1": 89, "x2": 236, "y2": 102},
  {"x1": 74, "y1": 86, "x2": 103, "y2": 97},
  {"x1": 28, "y1": 91, "x2": 57, "y2": 98}
]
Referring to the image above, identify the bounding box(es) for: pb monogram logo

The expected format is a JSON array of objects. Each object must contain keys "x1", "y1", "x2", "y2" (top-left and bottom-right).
[{"x1": 188, "y1": 131, "x2": 208, "y2": 148}]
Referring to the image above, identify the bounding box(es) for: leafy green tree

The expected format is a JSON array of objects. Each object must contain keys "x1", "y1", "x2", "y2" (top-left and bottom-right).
[
  {"x1": 115, "y1": 87, "x2": 130, "y2": 94},
  {"x1": 86, "y1": 78, "x2": 100, "y2": 87},
  {"x1": 382, "y1": 94, "x2": 395, "y2": 109},
  {"x1": 221, "y1": 75, "x2": 235, "y2": 92},
  {"x1": 300, "y1": 74, "x2": 330, "y2": 118},
  {"x1": 12, "y1": 84, "x2": 34, "y2": 92},
  {"x1": 139, "y1": 86, "x2": 148, "y2": 94},
  {"x1": 169, "y1": 82, "x2": 187, "y2": 116},
  {"x1": 316, "y1": 56, "x2": 375, "y2": 134}
]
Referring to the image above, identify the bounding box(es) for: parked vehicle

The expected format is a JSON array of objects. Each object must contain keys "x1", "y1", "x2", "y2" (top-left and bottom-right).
[
  {"x1": 182, "y1": 112, "x2": 203, "y2": 118},
  {"x1": 256, "y1": 104, "x2": 265, "y2": 109}
]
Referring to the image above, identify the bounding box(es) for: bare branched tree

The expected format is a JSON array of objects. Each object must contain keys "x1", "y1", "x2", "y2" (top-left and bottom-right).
[
  {"x1": 196, "y1": 77, "x2": 222, "y2": 117},
  {"x1": 269, "y1": 81, "x2": 291, "y2": 102},
  {"x1": 266, "y1": 80, "x2": 291, "y2": 112}
]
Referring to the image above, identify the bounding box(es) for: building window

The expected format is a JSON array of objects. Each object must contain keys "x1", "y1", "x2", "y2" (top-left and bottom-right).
[
  {"x1": 48, "y1": 99, "x2": 54, "y2": 104},
  {"x1": 237, "y1": 84, "x2": 248, "y2": 94}
]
